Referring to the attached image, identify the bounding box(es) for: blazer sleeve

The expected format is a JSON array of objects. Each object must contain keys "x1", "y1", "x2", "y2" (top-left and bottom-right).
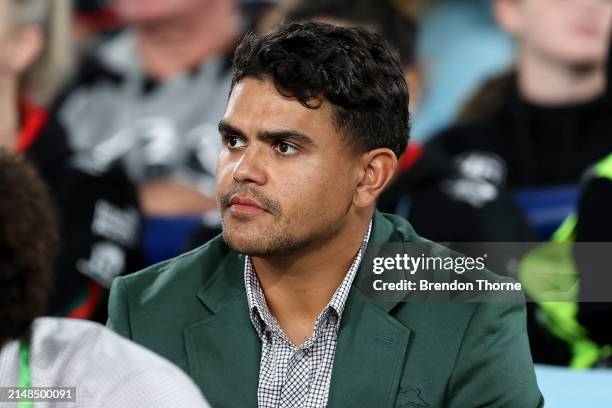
[
  {"x1": 446, "y1": 301, "x2": 544, "y2": 407},
  {"x1": 106, "y1": 277, "x2": 133, "y2": 340}
]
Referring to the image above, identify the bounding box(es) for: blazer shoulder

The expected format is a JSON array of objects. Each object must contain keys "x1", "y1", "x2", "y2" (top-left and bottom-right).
[{"x1": 118, "y1": 235, "x2": 234, "y2": 294}]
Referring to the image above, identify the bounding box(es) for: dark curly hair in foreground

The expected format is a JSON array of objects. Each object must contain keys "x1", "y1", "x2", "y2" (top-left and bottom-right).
[
  {"x1": 232, "y1": 21, "x2": 409, "y2": 158},
  {"x1": 0, "y1": 150, "x2": 59, "y2": 347}
]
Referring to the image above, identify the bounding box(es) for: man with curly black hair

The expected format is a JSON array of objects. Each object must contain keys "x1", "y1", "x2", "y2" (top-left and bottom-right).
[{"x1": 108, "y1": 21, "x2": 542, "y2": 407}]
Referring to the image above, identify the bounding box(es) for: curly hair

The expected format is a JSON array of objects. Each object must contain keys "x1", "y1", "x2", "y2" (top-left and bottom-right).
[
  {"x1": 0, "y1": 150, "x2": 59, "y2": 347},
  {"x1": 231, "y1": 21, "x2": 409, "y2": 158}
]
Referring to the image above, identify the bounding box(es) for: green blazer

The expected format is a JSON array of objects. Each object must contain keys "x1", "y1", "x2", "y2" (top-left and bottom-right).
[{"x1": 107, "y1": 211, "x2": 543, "y2": 407}]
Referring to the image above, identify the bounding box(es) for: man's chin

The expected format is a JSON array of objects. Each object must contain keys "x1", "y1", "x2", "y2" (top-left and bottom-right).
[
  {"x1": 221, "y1": 230, "x2": 270, "y2": 256},
  {"x1": 221, "y1": 227, "x2": 304, "y2": 257}
]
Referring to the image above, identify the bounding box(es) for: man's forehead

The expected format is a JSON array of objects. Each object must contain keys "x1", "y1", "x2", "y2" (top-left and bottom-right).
[{"x1": 224, "y1": 78, "x2": 335, "y2": 135}]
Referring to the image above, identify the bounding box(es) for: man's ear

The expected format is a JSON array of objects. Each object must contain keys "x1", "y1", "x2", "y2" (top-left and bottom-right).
[
  {"x1": 353, "y1": 148, "x2": 397, "y2": 208},
  {"x1": 9, "y1": 26, "x2": 43, "y2": 74},
  {"x1": 493, "y1": 0, "x2": 523, "y2": 37}
]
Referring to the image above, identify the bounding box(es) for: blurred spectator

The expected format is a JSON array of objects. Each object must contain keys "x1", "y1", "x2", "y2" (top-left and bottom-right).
[
  {"x1": 411, "y1": 0, "x2": 515, "y2": 142},
  {"x1": 517, "y1": 151, "x2": 612, "y2": 368},
  {"x1": 0, "y1": 150, "x2": 210, "y2": 407},
  {"x1": 432, "y1": 0, "x2": 612, "y2": 188},
  {"x1": 381, "y1": 0, "x2": 612, "y2": 243},
  {"x1": 0, "y1": 0, "x2": 142, "y2": 321},
  {"x1": 57, "y1": 0, "x2": 242, "y2": 216}
]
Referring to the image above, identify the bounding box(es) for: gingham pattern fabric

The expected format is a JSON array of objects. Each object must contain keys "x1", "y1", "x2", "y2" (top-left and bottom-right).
[
  {"x1": 0, "y1": 318, "x2": 210, "y2": 408},
  {"x1": 245, "y1": 222, "x2": 372, "y2": 408}
]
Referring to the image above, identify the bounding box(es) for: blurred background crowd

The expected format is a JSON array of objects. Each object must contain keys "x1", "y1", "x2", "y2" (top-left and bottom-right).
[{"x1": 1, "y1": 0, "x2": 612, "y2": 403}]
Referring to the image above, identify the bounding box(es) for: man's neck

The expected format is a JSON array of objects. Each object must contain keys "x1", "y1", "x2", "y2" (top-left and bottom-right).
[
  {"x1": 134, "y1": 1, "x2": 240, "y2": 81},
  {"x1": 251, "y1": 214, "x2": 371, "y2": 344},
  {"x1": 0, "y1": 78, "x2": 18, "y2": 150},
  {"x1": 517, "y1": 49, "x2": 607, "y2": 106}
]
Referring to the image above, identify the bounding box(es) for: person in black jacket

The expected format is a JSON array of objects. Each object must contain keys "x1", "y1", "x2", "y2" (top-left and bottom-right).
[{"x1": 436, "y1": 0, "x2": 612, "y2": 186}]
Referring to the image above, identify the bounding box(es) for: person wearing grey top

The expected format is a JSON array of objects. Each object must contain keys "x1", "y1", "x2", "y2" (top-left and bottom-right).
[{"x1": 58, "y1": 0, "x2": 242, "y2": 216}]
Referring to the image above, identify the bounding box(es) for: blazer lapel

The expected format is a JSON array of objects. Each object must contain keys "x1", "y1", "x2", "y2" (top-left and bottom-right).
[
  {"x1": 184, "y1": 252, "x2": 261, "y2": 407},
  {"x1": 327, "y1": 211, "x2": 416, "y2": 407},
  {"x1": 182, "y1": 211, "x2": 418, "y2": 407},
  {"x1": 327, "y1": 287, "x2": 412, "y2": 408}
]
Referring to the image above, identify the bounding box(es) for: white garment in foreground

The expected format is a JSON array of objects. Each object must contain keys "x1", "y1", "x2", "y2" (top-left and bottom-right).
[{"x1": 0, "y1": 317, "x2": 210, "y2": 408}]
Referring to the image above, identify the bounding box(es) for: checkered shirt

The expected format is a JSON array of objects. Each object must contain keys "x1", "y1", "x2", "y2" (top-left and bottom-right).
[{"x1": 244, "y1": 222, "x2": 372, "y2": 408}]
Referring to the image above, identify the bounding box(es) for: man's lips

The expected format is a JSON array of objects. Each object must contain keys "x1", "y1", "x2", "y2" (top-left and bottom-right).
[{"x1": 228, "y1": 195, "x2": 266, "y2": 214}]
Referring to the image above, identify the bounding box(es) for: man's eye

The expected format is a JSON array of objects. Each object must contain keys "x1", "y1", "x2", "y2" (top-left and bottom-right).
[
  {"x1": 275, "y1": 142, "x2": 298, "y2": 156},
  {"x1": 226, "y1": 136, "x2": 246, "y2": 149}
]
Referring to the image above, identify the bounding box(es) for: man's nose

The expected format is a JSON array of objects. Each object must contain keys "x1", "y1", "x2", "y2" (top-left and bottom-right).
[{"x1": 232, "y1": 145, "x2": 267, "y2": 185}]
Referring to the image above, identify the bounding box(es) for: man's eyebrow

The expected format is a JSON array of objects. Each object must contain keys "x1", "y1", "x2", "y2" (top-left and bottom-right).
[
  {"x1": 256, "y1": 130, "x2": 316, "y2": 148},
  {"x1": 219, "y1": 120, "x2": 316, "y2": 148},
  {"x1": 218, "y1": 120, "x2": 246, "y2": 138}
]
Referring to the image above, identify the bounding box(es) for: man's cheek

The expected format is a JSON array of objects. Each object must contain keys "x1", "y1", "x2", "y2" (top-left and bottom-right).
[{"x1": 216, "y1": 162, "x2": 234, "y2": 188}]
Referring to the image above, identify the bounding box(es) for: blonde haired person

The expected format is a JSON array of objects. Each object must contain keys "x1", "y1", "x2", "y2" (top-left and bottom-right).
[
  {"x1": 428, "y1": 0, "x2": 612, "y2": 188},
  {"x1": 0, "y1": 0, "x2": 143, "y2": 322},
  {"x1": 382, "y1": 0, "x2": 612, "y2": 230},
  {"x1": 14, "y1": 0, "x2": 73, "y2": 105},
  {"x1": 0, "y1": 0, "x2": 72, "y2": 149}
]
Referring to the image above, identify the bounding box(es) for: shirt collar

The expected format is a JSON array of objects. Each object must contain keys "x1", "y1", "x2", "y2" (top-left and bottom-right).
[{"x1": 244, "y1": 220, "x2": 372, "y2": 340}]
